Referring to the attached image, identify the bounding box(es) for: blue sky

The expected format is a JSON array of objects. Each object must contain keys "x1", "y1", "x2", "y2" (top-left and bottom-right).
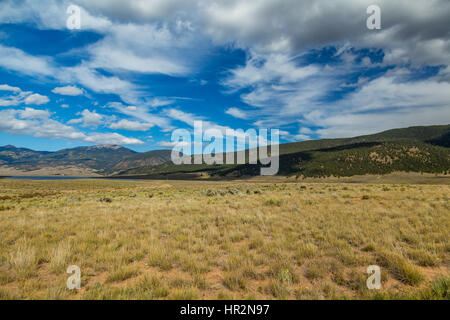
[{"x1": 0, "y1": 0, "x2": 449, "y2": 152}]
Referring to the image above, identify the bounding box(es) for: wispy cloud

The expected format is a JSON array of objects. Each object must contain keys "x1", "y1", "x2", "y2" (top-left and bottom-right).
[
  {"x1": 109, "y1": 119, "x2": 154, "y2": 131},
  {"x1": 225, "y1": 107, "x2": 249, "y2": 119}
]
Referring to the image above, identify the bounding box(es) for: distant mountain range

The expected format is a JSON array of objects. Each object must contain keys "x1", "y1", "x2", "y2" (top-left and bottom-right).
[
  {"x1": 0, "y1": 144, "x2": 172, "y2": 176},
  {"x1": 1, "y1": 124, "x2": 449, "y2": 178}
]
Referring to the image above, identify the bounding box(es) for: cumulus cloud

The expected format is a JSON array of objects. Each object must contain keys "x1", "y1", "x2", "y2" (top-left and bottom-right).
[
  {"x1": 0, "y1": 85, "x2": 50, "y2": 107},
  {"x1": 19, "y1": 107, "x2": 51, "y2": 119},
  {"x1": 205, "y1": 0, "x2": 450, "y2": 67},
  {"x1": 0, "y1": 109, "x2": 83, "y2": 140},
  {"x1": 0, "y1": 96, "x2": 21, "y2": 107},
  {"x1": 68, "y1": 109, "x2": 104, "y2": 127},
  {"x1": 37, "y1": 0, "x2": 449, "y2": 67},
  {"x1": 0, "y1": 84, "x2": 21, "y2": 92},
  {"x1": 52, "y1": 86, "x2": 84, "y2": 96},
  {"x1": 0, "y1": 108, "x2": 144, "y2": 145},
  {"x1": 0, "y1": 85, "x2": 24, "y2": 106},
  {"x1": 24, "y1": 93, "x2": 50, "y2": 105},
  {"x1": 2, "y1": 1, "x2": 450, "y2": 67},
  {"x1": 6, "y1": 0, "x2": 449, "y2": 71}
]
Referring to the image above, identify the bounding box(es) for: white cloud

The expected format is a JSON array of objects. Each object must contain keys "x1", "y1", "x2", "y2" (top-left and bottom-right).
[
  {"x1": 147, "y1": 98, "x2": 174, "y2": 107},
  {"x1": 63, "y1": 65, "x2": 138, "y2": 103},
  {"x1": 0, "y1": 0, "x2": 449, "y2": 142},
  {"x1": 86, "y1": 24, "x2": 192, "y2": 76},
  {"x1": 0, "y1": 84, "x2": 28, "y2": 106},
  {"x1": 0, "y1": 108, "x2": 86, "y2": 141},
  {"x1": 157, "y1": 140, "x2": 182, "y2": 148},
  {"x1": 0, "y1": 44, "x2": 54, "y2": 76},
  {"x1": 2, "y1": 0, "x2": 450, "y2": 68},
  {"x1": 0, "y1": 97, "x2": 21, "y2": 107},
  {"x1": 314, "y1": 105, "x2": 450, "y2": 139},
  {"x1": 204, "y1": 0, "x2": 450, "y2": 66},
  {"x1": 222, "y1": 51, "x2": 334, "y2": 127},
  {"x1": 224, "y1": 52, "x2": 319, "y2": 89},
  {"x1": 68, "y1": 109, "x2": 104, "y2": 127},
  {"x1": 157, "y1": 140, "x2": 202, "y2": 149},
  {"x1": 165, "y1": 108, "x2": 269, "y2": 146},
  {"x1": 24, "y1": 93, "x2": 50, "y2": 105},
  {"x1": 342, "y1": 74, "x2": 450, "y2": 113},
  {"x1": 75, "y1": 0, "x2": 193, "y2": 23},
  {"x1": 225, "y1": 107, "x2": 249, "y2": 119},
  {"x1": 303, "y1": 74, "x2": 450, "y2": 138},
  {"x1": 83, "y1": 132, "x2": 144, "y2": 145},
  {"x1": 293, "y1": 134, "x2": 311, "y2": 141},
  {"x1": 0, "y1": 84, "x2": 21, "y2": 92},
  {"x1": 0, "y1": 44, "x2": 140, "y2": 105},
  {"x1": 0, "y1": 84, "x2": 53, "y2": 108},
  {"x1": 0, "y1": 108, "x2": 144, "y2": 145},
  {"x1": 166, "y1": 108, "x2": 203, "y2": 126},
  {"x1": 52, "y1": 86, "x2": 84, "y2": 96},
  {"x1": 108, "y1": 102, "x2": 172, "y2": 129},
  {"x1": 109, "y1": 119, "x2": 154, "y2": 131},
  {"x1": 223, "y1": 48, "x2": 450, "y2": 138},
  {"x1": 67, "y1": 0, "x2": 450, "y2": 66},
  {"x1": 19, "y1": 107, "x2": 50, "y2": 119},
  {"x1": 299, "y1": 127, "x2": 313, "y2": 135},
  {"x1": 0, "y1": 0, "x2": 111, "y2": 31}
]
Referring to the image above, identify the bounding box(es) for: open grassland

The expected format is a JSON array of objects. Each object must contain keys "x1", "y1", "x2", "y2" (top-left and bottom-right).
[{"x1": 0, "y1": 179, "x2": 448, "y2": 300}]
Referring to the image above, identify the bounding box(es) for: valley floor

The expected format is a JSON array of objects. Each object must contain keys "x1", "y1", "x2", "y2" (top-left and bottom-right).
[{"x1": 0, "y1": 179, "x2": 448, "y2": 299}]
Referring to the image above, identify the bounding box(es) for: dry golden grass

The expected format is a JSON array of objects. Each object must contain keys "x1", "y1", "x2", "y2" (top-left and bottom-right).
[{"x1": 0, "y1": 179, "x2": 448, "y2": 300}]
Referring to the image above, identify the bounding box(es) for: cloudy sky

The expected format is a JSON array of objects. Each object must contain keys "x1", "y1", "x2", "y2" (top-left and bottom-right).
[{"x1": 0, "y1": 0, "x2": 449, "y2": 151}]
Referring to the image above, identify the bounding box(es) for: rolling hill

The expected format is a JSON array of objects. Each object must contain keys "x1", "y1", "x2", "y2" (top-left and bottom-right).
[
  {"x1": 1, "y1": 125, "x2": 449, "y2": 178},
  {"x1": 116, "y1": 125, "x2": 450, "y2": 178}
]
